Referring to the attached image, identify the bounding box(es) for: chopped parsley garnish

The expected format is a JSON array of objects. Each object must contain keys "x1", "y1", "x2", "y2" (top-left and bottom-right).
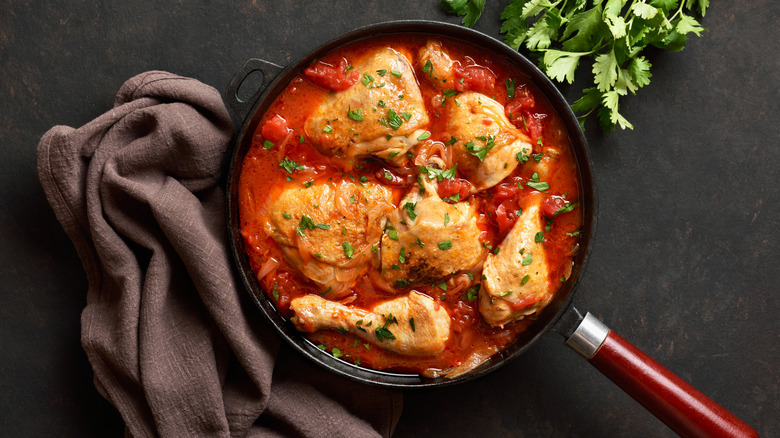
[
  {"x1": 296, "y1": 215, "x2": 330, "y2": 236},
  {"x1": 521, "y1": 252, "x2": 533, "y2": 266},
  {"x1": 400, "y1": 111, "x2": 412, "y2": 121},
  {"x1": 399, "y1": 247, "x2": 406, "y2": 264},
  {"x1": 521, "y1": 275, "x2": 531, "y2": 285},
  {"x1": 553, "y1": 201, "x2": 579, "y2": 216},
  {"x1": 438, "y1": 240, "x2": 453, "y2": 251},
  {"x1": 417, "y1": 131, "x2": 431, "y2": 141},
  {"x1": 395, "y1": 279, "x2": 412, "y2": 288},
  {"x1": 387, "y1": 109, "x2": 403, "y2": 130},
  {"x1": 464, "y1": 134, "x2": 496, "y2": 161},
  {"x1": 376, "y1": 69, "x2": 387, "y2": 76},
  {"x1": 347, "y1": 107, "x2": 364, "y2": 121},
  {"x1": 415, "y1": 238, "x2": 425, "y2": 248},
  {"x1": 386, "y1": 227, "x2": 399, "y2": 241},
  {"x1": 361, "y1": 72, "x2": 374, "y2": 85},
  {"x1": 323, "y1": 125, "x2": 333, "y2": 134},
  {"x1": 443, "y1": 89, "x2": 459, "y2": 97},
  {"x1": 349, "y1": 194, "x2": 356, "y2": 204},
  {"x1": 505, "y1": 78, "x2": 515, "y2": 99},
  {"x1": 437, "y1": 282, "x2": 447, "y2": 291},
  {"x1": 342, "y1": 241, "x2": 356, "y2": 259},
  {"x1": 384, "y1": 170, "x2": 393, "y2": 181},
  {"x1": 403, "y1": 201, "x2": 418, "y2": 220},
  {"x1": 410, "y1": 318, "x2": 416, "y2": 332},
  {"x1": 526, "y1": 172, "x2": 550, "y2": 192},
  {"x1": 359, "y1": 175, "x2": 369, "y2": 183},
  {"x1": 566, "y1": 231, "x2": 581, "y2": 237},
  {"x1": 263, "y1": 140, "x2": 274, "y2": 150},
  {"x1": 423, "y1": 59, "x2": 433, "y2": 75},
  {"x1": 279, "y1": 157, "x2": 304, "y2": 174},
  {"x1": 535, "y1": 231, "x2": 545, "y2": 243},
  {"x1": 419, "y1": 164, "x2": 458, "y2": 181},
  {"x1": 444, "y1": 213, "x2": 450, "y2": 226},
  {"x1": 417, "y1": 175, "x2": 426, "y2": 195},
  {"x1": 462, "y1": 284, "x2": 479, "y2": 302},
  {"x1": 271, "y1": 281, "x2": 279, "y2": 301},
  {"x1": 304, "y1": 180, "x2": 315, "y2": 188},
  {"x1": 375, "y1": 313, "x2": 398, "y2": 341},
  {"x1": 445, "y1": 136, "x2": 457, "y2": 145},
  {"x1": 447, "y1": 193, "x2": 461, "y2": 203},
  {"x1": 282, "y1": 211, "x2": 292, "y2": 219},
  {"x1": 390, "y1": 69, "x2": 402, "y2": 77}
]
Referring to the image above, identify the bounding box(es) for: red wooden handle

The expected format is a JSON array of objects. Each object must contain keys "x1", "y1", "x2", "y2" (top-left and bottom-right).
[{"x1": 589, "y1": 330, "x2": 758, "y2": 437}]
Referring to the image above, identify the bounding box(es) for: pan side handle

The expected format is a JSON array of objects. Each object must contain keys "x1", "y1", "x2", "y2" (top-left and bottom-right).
[
  {"x1": 566, "y1": 312, "x2": 758, "y2": 438},
  {"x1": 224, "y1": 59, "x2": 283, "y2": 121}
]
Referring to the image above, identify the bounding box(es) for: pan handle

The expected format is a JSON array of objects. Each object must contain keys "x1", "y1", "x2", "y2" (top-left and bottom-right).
[
  {"x1": 224, "y1": 58, "x2": 283, "y2": 121},
  {"x1": 564, "y1": 311, "x2": 758, "y2": 438}
]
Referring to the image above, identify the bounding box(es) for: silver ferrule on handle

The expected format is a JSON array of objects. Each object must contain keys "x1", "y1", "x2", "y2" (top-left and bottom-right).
[{"x1": 565, "y1": 312, "x2": 610, "y2": 359}]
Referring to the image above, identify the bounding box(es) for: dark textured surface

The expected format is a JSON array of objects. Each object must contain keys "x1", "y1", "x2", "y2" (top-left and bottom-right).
[{"x1": 1, "y1": 1, "x2": 777, "y2": 436}]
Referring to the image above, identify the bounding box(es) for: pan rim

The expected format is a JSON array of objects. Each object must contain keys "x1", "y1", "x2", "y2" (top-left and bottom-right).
[{"x1": 224, "y1": 19, "x2": 597, "y2": 389}]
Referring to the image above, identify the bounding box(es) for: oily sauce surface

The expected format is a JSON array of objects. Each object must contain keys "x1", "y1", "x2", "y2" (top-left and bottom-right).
[{"x1": 238, "y1": 35, "x2": 581, "y2": 375}]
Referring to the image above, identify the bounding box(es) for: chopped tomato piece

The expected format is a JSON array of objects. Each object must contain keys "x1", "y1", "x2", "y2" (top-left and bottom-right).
[
  {"x1": 505, "y1": 86, "x2": 536, "y2": 117},
  {"x1": 491, "y1": 176, "x2": 523, "y2": 200},
  {"x1": 304, "y1": 57, "x2": 360, "y2": 91},
  {"x1": 450, "y1": 300, "x2": 478, "y2": 332},
  {"x1": 542, "y1": 195, "x2": 568, "y2": 218},
  {"x1": 508, "y1": 293, "x2": 543, "y2": 312},
  {"x1": 495, "y1": 198, "x2": 519, "y2": 236},
  {"x1": 437, "y1": 178, "x2": 472, "y2": 202},
  {"x1": 453, "y1": 63, "x2": 496, "y2": 93},
  {"x1": 506, "y1": 86, "x2": 544, "y2": 151},
  {"x1": 261, "y1": 114, "x2": 292, "y2": 144}
]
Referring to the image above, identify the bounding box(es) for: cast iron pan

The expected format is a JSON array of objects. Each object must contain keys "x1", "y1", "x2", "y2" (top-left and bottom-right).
[{"x1": 223, "y1": 21, "x2": 756, "y2": 438}]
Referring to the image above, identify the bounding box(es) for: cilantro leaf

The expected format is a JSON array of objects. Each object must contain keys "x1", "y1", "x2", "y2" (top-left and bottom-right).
[
  {"x1": 442, "y1": 0, "x2": 710, "y2": 132},
  {"x1": 440, "y1": 0, "x2": 486, "y2": 28}
]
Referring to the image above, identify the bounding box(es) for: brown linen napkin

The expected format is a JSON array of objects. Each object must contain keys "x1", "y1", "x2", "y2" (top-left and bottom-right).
[{"x1": 37, "y1": 71, "x2": 401, "y2": 437}]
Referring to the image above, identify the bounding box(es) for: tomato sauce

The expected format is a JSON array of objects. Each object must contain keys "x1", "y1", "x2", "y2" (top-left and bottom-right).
[{"x1": 238, "y1": 35, "x2": 582, "y2": 375}]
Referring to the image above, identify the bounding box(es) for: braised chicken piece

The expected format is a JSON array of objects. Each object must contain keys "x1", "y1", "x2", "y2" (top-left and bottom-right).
[
  {"x1": 479, "y1": 196, "x2": 552, "y2": 327},
  {"x1": 290, "y1": 291, "x2": 451, "y2": 356},
  {"x1": 417, "y1": 40, "x2": 457, "y2": 87},
  {"x1": 380, "y1": 177, "x2": 485, "y2": 287},
  {"x1": 264, "y1": 179, "x2": 394, "y2": 298},
  {"x1": 305, "y1": 47, "x2": 429, "y2": 168},
  {"x1": 447, "y1": 92, "x2": 533, "y2": 191}
]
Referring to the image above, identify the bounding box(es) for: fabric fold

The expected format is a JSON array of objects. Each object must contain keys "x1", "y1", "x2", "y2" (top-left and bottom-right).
[{"x1": 37, "y1": 71, "x2": 401, "y2": 437}]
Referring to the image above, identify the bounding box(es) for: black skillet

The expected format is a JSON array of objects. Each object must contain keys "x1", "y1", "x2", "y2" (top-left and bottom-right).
[{"x1": 222, "y1": 20, "x2": 756, "y2": 438}]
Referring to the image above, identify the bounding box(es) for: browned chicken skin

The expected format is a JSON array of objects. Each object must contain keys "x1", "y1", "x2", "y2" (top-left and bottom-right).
[
  {"x1": 290, "y1": 291, "x2": 451, "y2": 356},
  {"x1": 417, "y1": 39, "x2": 457, "y2": 88},
  {"x1": 479, "y1": 196, "x2": 552, "y2": 327},
  {"x1": 380, "y1": 177, "x2": 485, "y2": 288},
  {"x1": 264, "y1": 179, "x2": 394, "y2": 298},
  {"x1": 305, "y1": 47, "x2": 430, "y2": 167},
  {"x1": 447, "y1": 92, "x2": 532, "y2": 191}
]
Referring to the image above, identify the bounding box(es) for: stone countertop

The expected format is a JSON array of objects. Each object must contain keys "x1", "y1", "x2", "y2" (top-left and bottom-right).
[{"x1": 1, "y1": 1, "x2": 777, "y2": 436}]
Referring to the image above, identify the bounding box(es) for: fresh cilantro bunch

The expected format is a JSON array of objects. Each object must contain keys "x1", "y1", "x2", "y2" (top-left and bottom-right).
[{"x1": 441, "y1": 0, "x2": 709, "y2": 132}]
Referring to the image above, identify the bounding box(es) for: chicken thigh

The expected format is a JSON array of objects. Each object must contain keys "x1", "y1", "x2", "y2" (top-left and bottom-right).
[
  {"x1": 290, "y1": 291, "x2": 451, "y2": 356},
  {"x1": 305, "y1": 47, "x2": 429, "y2": 167},
  {"x1": 380, "y1": 177, "x2": 485, "y2": 288},
  {"x1": 417, "y1": 39, "x2": 457, "y2": 88},
  {"x1": 447, "y1": 92, "x2": 533, "y2": 191},
  {"x1": 479, "y1": 196, "x2": 552, "y2": 327},
  {"x1": 264, "y1": 179, "x2": 394, "y2": 298}
]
